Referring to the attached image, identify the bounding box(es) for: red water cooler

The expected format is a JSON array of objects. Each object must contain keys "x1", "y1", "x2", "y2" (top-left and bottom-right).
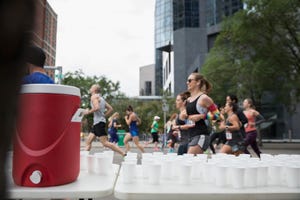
[{"x1": 13, "y1": 84, "x2": 83, "y2": 187}]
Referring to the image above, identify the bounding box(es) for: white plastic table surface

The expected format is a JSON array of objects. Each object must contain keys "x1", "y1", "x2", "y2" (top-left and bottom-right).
[
  {"x1": 114, "y1": 165, "x2": 300, "y2": 200},
  {"x1": 8, "y1": 164, "x2": 120, "y2": 199}
]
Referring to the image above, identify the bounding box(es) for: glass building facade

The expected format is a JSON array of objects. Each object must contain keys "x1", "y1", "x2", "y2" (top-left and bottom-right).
[
  {"x1": 155, "y1": 0, "x2": 173, "y2": 48},
  {"x1": 173, "y1": 0, "x2": 200, "y2": 30},
  {"x1": 206, "y1": 0, "x2": 243, "y2": 27}
]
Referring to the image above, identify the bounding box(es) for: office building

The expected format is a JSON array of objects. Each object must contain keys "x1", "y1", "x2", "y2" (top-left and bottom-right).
[
  {"x1": 139, "y1": 64, "x2": 156, "y2": 96},
  {"x1": 155, "y1": 0, "x2": 243, "y2": 96}
]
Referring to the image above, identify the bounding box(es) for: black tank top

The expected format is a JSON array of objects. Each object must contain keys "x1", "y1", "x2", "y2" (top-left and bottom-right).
[
  {"x1": 225, "y1": 120, "x2": 242, "y2": 141},
  {"x1": 186, "y1": 95, "x2": 208, "y2": 137},
  {"x1": 176, "y1": 116, "x2": 189, "y2": 144}
]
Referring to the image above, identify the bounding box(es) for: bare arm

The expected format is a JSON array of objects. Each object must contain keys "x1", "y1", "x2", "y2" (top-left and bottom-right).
[
  {"x1": 228, "y1": 115, "x2": 241, "y2": 131},
  {"x1": 104, "y1": 102, "x2": 113, "y2": 117},
  {"x1": 219, "y1": 114, "x2": 240, "y2": 132},
  {"x1": 125, "y1": 114, "x2": 132, "y2": 125},
  {"x1": 108, "y1": 120, "x2": 113, "y2": 127},
  {"x1": 253, "y1": 109, "x2": 265, "y2": 125},
  {"x1": 113, "y1": 121, "x2": 121, "y2": 128},
  {"x1": 173, "y1": 123, "x2": 195, "y2": 131}
]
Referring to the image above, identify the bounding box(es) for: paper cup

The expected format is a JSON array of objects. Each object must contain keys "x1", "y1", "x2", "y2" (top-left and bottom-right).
[
  {"x1": 286, "y1": 166, "x2": 299, "y2": 188},
  {"x1": 148, "y1": 163, "x2": 161, "y2": 185},
  {"x1": 268, "y1": 164, "x2": 281, "y2": 186},
  {"x1": 87, "y1": 155, "x2": 95, "y2": 173},
  {"x1": 103, "y1": 150, "x2": 114, "y2": 164},
  {"x1": 80, "y1": 151, "x2": 89, "y2": 170},
  {"x1": 244, "y1": 165, "x2": 257, "y2": 188},
  {"x1": 179, "y1": 163, "x2": 192, "y2": 185},
  {"x1": 124, "y1": 156, "x2": 137, "y2": 164},
  {"x1": 161, "y1": 159, "x2": 174, "y2": 179},
  {"x1": 232, "y1": 167, "x2": 245, "y2": 189},
  {"x1": 95, "y1": 154, "x2": 111, "y2": 175},
  {"x1": 257, "y1": 165, "x2": 268, "y2": 187},
  {"x1": 215, "y1": 165, "x2": 227, "y2": 187},
  {"x1": 142, "y1": 159, "x2": 154, "y2": 179},
  {"x1": 122, "y1": 162, "x2": 136, "y2": 184},
  {"x1": 191, "y1": 160, "x2": 204, "y2": 180}
]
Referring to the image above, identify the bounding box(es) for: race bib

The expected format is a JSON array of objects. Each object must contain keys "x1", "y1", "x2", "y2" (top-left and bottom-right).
[{"x1": 226, "y1": 131, "x2": 232, "y2": 140}]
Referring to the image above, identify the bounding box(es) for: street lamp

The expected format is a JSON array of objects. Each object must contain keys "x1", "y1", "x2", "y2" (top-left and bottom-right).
[{"x1": 162, "y1": 98, "x2": 169, "y2": 148}]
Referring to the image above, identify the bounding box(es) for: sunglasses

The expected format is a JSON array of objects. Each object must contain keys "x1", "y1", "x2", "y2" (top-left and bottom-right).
[{"x1": 187, "y1": 78, "x2": 196, "y2": 83}]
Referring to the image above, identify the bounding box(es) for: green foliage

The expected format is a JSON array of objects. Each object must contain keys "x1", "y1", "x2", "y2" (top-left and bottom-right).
[
  {"x1": 111, "y1": 96, "x2": 177, "y2": 135},
  {"x1": 62, "y1": 69, "x2": 125, "y2": 108},
  {"x1": 202, "y1": 0, "x2": 300, "y2": 112},
  {"x1": 62, "y1": 69, "x2": 126, "y2": 131}
]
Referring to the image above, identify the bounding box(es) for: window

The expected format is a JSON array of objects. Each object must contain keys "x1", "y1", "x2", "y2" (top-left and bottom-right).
[{"x1": 145, "y1": 81, "x2": 152, "y2": 96}]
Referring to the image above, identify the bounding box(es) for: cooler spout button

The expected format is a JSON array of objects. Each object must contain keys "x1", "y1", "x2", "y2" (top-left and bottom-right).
[{"x1": 30, "y1": 170, "x2": 42, "y2": 184}]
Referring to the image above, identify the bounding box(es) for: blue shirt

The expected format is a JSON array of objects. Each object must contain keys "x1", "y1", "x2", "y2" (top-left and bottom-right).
[{"x1": 22, "y1": 72, "x2": 54, "y2": 84}]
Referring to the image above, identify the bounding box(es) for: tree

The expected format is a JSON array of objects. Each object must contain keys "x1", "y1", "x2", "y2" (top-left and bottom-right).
[
  {"x1": 111, "y1": 96, "x2": 177, "y2": 136},
  {"x1": 62, "y1": 69, "x2": 125, "y2": 108},
  {"x1": 62, "y1": 69, "x2": 126, "y2": 131},
  {"x1": 62, "y1": 70, "x2": 178, "y2": 135},
  {"x1": 202, "y1": 0, "x2": 300, "y2": 112}
]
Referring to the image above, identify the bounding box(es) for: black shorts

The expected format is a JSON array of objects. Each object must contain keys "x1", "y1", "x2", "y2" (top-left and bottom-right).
[
  {"x1": 151, "y1": 132, "x2": 159, "y2": 143},
  {"x1": 91, "y1": 122, "x2": 107, "y2": 137}
]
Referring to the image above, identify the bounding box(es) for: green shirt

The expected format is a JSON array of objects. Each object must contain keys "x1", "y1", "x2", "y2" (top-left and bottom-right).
[{"x1": 151, "y1": 121, "x2": 159, "y2": 133}]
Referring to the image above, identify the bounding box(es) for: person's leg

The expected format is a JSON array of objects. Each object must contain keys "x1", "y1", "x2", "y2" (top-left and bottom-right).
[
  {"x1": 220, "y1": 144, "x2": 232, "y2": 154},
  {"x1": 177, "y1": 145, "x2": 183, "y2": 155},
  {"x1": 85, "y1": 133, "x2": 96, "y2": 151},
  {"x1": 170, "y1": 135, "x2": 176, "y2": 148},
  {"x1": 111, "y1": 132, "x2": 117, "y2": 144},
  {"x1": 99, "y1": 136, "x2": 125, "y2": 156},
  {"x1": 209, "y1": 132, "x2": 219, "y2": 154},
  {"x1": 115, "y1": 132, "x2": 119, "y2": 144},
  {"x1": 151, "y1": 132, "x2": 157, "y2": 149},
  {"x1": 123, "y1": 133, "x2": 132, "y2": 153},
  {"x1": 248, "y1": 131, "x2": 261, "y2": 157},
  {"x1": 187, "y1": 145, "x2": 202, "y2": 155},
  {"x1": 243, "y1": 132, "x2": 251, "y2": 155},
  {"x1": 108, "y1": 131, "x2": 114, "y2": 143},
  {"x1": 154, "y1": 132, "x2": 159, "y2": 150},
  {"x1": 133, "y1": 136, "x2": 145, "y2": 153},
  {"x1": 108, "y1": 132, "x2": 113, "y2": 143},
  {"x1": 250, "y1": 141, "x2": 261, "y2": 158}
]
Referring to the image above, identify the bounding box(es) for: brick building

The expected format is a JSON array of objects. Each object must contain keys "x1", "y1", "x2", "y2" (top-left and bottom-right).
[{"x1": 32, "y1": 0, "x2": 57, "y2": 79}]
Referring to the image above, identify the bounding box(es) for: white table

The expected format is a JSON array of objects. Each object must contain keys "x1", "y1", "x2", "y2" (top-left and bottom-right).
[
  {"x1": 8, "y1": 164, "x2": 120, "y2": 199},
  {"x1": 114, "y1": 165, "x2": 300, "y2": 200}
]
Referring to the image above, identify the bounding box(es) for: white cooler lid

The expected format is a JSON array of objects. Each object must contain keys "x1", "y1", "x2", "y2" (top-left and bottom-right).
[{"x1": 20, "y1": 84, "x2": 81, "y2": 97}]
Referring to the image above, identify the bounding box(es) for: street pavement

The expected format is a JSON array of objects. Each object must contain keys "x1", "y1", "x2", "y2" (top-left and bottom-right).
[{"x1": 82, "y1": 139, "x2": 300, "y2": 165}]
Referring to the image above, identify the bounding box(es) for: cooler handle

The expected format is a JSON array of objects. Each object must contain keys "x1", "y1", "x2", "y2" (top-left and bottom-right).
[{"x1": 71, "y1": 108, "x2": 85, "y2": 122}]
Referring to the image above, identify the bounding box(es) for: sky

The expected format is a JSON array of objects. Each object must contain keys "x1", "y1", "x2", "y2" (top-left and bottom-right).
[{"x1": 47, "y1": 0, "x2": 155, "y2": 97}]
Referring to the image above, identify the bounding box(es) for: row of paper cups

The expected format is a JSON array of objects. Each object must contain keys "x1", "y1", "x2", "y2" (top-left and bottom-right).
[
  {"x1": 121, "y1": 152, "x2": 300, "y2": 188},
  {"x1": 121, "y1": 161, "x2": 193, "y2": 185},
  {"x1": 80, "y1": 150, "x2": 114, "y2": 175}
]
